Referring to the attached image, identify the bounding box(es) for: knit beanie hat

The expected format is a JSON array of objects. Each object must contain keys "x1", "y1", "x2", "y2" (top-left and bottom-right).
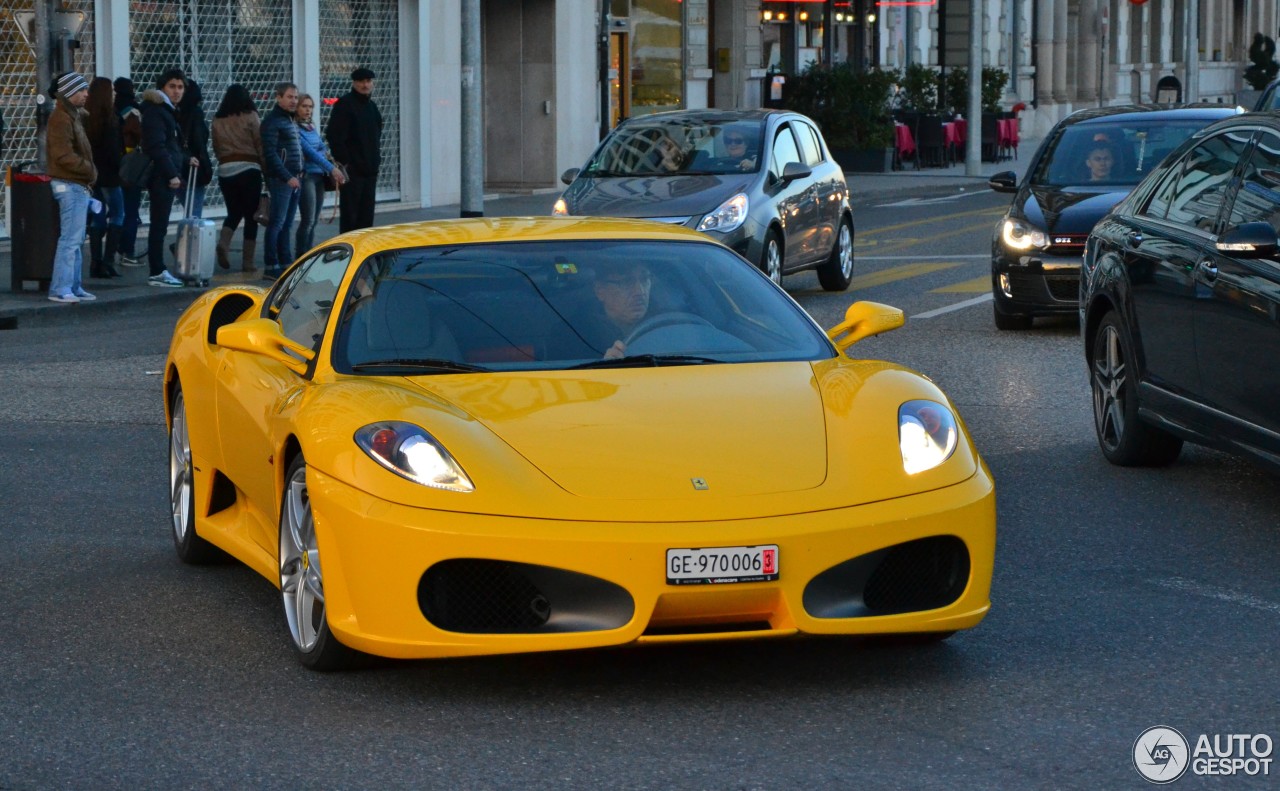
[{"x1": 56, "y1": 72, "x2": 89, "y2": 99}]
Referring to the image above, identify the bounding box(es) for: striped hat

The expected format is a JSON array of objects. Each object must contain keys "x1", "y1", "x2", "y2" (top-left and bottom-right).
[{"x1": 56, "y1": 72, "x2": 89, "y2": 99}]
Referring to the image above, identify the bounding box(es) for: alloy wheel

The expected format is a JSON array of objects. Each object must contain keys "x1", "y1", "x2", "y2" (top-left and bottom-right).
[
  {"x1": 1092, "y1": 323, "x2": 1126, "y2": 452},
  {"x1": 764, "y1": 236, "x2": 782, "y2": 285},
  {"x1": 169, "y1": 392, "x2": 192, "y2": 544},
  {"x1": 836, "y1": 221, "x2": 853, "y2": 279},
  {"x1": 280, "y1": 463, "x2": 325, "y2": 653}
]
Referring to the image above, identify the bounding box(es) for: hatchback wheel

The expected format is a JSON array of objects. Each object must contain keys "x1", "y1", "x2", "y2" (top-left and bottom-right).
[
  {"x1": 169, "y1": 387, "x2": 221, "y2": 564},
  {"x1": 280, "y1": 455, "x2": 357, "y2": 670},
  {"x1": 1091, "y1": 312, "x2": 1182, "y2": 466},
  {"x1": 760, "y1": 230, "x2": 783, "y2": 286},
  {"x1": 817, "y1": 216, "x2": 854, "y2": 291}
]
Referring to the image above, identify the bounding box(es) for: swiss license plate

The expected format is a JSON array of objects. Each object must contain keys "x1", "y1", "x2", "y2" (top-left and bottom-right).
[{"x1": 665, "y1": 545, "x2": 779, "y2": 586}]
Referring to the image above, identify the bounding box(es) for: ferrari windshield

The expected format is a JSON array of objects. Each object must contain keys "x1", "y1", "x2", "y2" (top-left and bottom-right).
[
  {"x1": 581, "y1": 118, "x2": 765, "y2": 177},
  {"x1": 332, "y1": 239, "x2": 833, "y2": 374},
  {"x1": 1032, "y1": 119, "x2": 1212, "y2": 187}
]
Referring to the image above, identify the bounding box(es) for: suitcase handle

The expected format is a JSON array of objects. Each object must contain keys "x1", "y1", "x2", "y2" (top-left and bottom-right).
[{"x1": 184, "y1": 163, "x2": 198, "y2": 218}]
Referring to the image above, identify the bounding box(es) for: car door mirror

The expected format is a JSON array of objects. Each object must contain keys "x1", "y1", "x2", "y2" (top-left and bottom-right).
[
  {"x1": 1216, "y1": 221, "x2": 1279, "y2": 258},
  {"x1": 560, "y1": 168, "x2": 580, "y2": 185},
  {"x1": 216, "y1": 318, "x2": 315, "y2": 374},
  {"x1": 781, "y1": 161, "x2": 812, "y2": 184},
  {"x1": 988, "y1": 170, "x2": 1018, "y2": 193},
  {"x1": 827, "y1": 301, "x2": 905, "y2": 352}
]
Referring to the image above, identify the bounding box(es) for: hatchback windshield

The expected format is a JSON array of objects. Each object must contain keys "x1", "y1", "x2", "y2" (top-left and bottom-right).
[
  {"x1": 581, "y1": 118, "x2": 766, "y2": 177},
  {"x1": 1033, "y1": 119, "x2": 1213, "y2": 187},
  {"x1": 332, "y1": 239, "x2": 833, "y2": 373}
]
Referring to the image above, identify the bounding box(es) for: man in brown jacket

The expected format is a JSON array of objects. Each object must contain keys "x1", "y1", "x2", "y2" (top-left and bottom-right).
[{"x1": 47, "y1": 71, "x2": 98, "y2": 303}]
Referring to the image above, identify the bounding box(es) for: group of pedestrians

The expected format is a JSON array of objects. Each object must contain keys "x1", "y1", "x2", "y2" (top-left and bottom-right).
[{"x1": 44, "y1": 66, "x2": 383, "y2": 303}]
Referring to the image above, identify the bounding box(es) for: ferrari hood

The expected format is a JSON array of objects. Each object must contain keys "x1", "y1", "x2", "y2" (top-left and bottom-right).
[{"x1": 409, "y1": 363, "x2": 827, "y2": 499}]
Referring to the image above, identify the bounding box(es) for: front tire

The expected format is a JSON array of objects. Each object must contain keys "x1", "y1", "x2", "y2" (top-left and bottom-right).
[
  {"x1": 279, "y1": 454, "x2": 358, "y2": 671},
  {"x1": 1090, "y1": 312, "x2": 1182, "y2": 466},
  {"x1": 169, "y1": 387, "x2": 221, "y2": 564},
  {"x1": 817, "y1": 216, "x2": 854, "y2": 291},
  {"x1": 760, "y1": 229, "x2": 783, "y2": 286}
]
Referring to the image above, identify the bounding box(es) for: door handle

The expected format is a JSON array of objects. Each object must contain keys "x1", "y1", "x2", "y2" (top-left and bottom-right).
[
  {"x1": 1197, "y1": 259, "x2": 1219, "y2": 282},
  {"x1": 1126, "y1": 231, "x2": 1144, "y2": 248}
]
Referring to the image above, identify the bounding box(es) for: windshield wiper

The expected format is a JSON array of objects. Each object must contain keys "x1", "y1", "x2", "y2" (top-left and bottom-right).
[
  {"x1": 572, "y1": 354, "x2": 722, "y2": 369},
  {"x1": 584, "y1": 169, "x2": 630, "y2": 177},
  {"x1": 351, "y1": 358, "x2": 491, "y2": 374}
]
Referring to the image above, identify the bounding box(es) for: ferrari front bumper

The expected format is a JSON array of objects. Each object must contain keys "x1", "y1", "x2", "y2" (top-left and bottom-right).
[{"x1": 307, "y1": 466, "x2": 996, "y2": 659}]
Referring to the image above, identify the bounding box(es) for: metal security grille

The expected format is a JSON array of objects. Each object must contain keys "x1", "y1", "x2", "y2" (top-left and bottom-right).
[
  {"x1": 128, "y1": 0, "x2": 294, "y2": 211},
  {"x1": 318, "y1": 0, "x2": 400, "y2": 198},
  {"x1": 0, "y1": 0, "x2": 96, "y2": 226}
]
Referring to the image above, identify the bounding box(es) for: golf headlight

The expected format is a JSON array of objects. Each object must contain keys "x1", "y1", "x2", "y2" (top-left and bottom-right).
[
  {"x1": 697, "y1": 193, "x2": 749, "y2": 233},
  {"x1": 898, "y1": 400, "x2": 959, "y2": 474},
  {"x1": 552, "y1": 197, "x2": 569, "y2": 216},
  {"x1": 1001, "y1": 218, "x2": 1048, "y2": 251},
  {"x1": 355, "y1": 422, "x2": 474, "y2": 492}
]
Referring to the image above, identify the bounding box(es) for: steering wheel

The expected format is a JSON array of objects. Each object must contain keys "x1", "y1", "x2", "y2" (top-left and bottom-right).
[{"x1": 624, "y1": 312, "x2": 716, "y2": 346}]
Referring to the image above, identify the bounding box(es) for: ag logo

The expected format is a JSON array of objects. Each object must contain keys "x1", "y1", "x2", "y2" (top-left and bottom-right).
[{"x1": 1134, "y1": 726, "x2": 1190, "y2": 784}]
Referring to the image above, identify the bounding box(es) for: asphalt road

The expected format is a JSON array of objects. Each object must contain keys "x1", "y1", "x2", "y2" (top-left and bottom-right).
[{"x1": 1, "y1": 192, "x2": 1277, "y2": 790}]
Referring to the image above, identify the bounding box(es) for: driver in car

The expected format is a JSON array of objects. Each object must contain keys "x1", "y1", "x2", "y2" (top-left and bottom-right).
[
  {"x1": 721, "y1": 128, "x2": 758, "y2": 171},
  {"x1": 592, "y1": 261, "x2": 653, "y2": 359}
]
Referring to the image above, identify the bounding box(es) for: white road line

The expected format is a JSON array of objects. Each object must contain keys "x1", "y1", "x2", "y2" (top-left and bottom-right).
[
  {"x1": 1150, "y1": 577, "x2": 1280, "y2": 616},
  {"x1": 857, "y1": 254, "x2": 989, "y2": 261},
  {"x1": 876, "y1": 190, "x2": 994, "y2": 208},
  {"x1": 911, "y1": 292, "x2": 993, "y2": 319}
]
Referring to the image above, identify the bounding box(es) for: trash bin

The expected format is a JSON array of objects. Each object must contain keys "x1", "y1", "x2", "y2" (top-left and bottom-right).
[{"x1": 7, "y1": 163, "x2": 59, "y2": 292}]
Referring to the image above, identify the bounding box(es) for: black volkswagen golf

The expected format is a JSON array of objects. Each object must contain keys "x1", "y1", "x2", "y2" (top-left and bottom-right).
[
  {"x1": 1081, "y1": 113, "x2": 1280, "y2": 472},
  {"x1": 989, "y1": 105, "x2": 1240, "y2": 330}
]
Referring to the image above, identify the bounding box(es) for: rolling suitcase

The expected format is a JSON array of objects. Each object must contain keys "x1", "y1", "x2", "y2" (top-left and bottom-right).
[{"x1": 173, "y1": 164, "x2": 217, "y2": 287}]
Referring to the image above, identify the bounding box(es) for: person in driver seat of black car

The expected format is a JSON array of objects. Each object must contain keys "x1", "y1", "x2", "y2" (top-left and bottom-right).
[{"x1": 590, "y1": 260, "x2": 654, "y2": 359}]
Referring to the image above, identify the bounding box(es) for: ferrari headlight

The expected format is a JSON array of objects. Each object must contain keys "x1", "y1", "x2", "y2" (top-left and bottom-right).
[
  {"x1": 1001, "y1": 218, "x2": 1048, "y2": 251},
  {"x1": 898, "y1": 400, "x2": 959, "y2": 475},
  {"x1": 697, "y1": 193, "x2": 749, "y2": 233},
  {"x1": 354, "y1": 422, "x2": 474, "y2": 492},
  {"x1": 552, "y1": 197, "x2": 569, "y2": 216}
]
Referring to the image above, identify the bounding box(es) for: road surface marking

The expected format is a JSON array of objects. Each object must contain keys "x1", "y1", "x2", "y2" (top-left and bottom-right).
[
  {"x1": 877, "y1": 189, "x2": 993, "y2": 208},
  {"x1": 932, "y1": 275, "x2": 991, "y2": 293},
  {"x1": 911, "y1": 292, "x2": 993, "y2": 318},
  {"x1": 1150, "y1": 577, "x2": 1280, "y2": 616},
  {"x1": 858, "y1": 205, "x2": 1005, "y2": 238},
  {"x1": 849, "y1": 262, "x2": 963, "y2": 291},
  {"x1": 858, "y1": 254, "x2": 988, "y2": 261}
]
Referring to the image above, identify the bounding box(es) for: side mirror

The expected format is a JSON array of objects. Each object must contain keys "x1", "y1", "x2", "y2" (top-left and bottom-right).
[
  {"x1": 1216, "y1": 221, "x2": 1279, "y2": 258},
  {"x1": 988, "y1": 170, "x2": 1018, "y2": 193},
  {"x1": 560, "y1": 168, "x2": 580, "y2": 185},
  {"x1": 827, "y1": 301, "x2": 905, "y2": 352},
  {"x1": 781, "y1": 161, "x2": 812, "y2": 183},
  {"x1": 216, "y1": 318, "x2": 315, "y2": 375}
]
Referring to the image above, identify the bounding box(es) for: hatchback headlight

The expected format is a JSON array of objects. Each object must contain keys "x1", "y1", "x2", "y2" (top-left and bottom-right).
[
  {"x1": 354, "y1": 422, "x2": 474, "y2": 492},
  {"x1": 697, "y1": 193, "x2": 749, "y2": 233},
  {"x1": 1001, "y1": 218, "x2": 1048, "y2": 251},
  {"x1": 898, "y1": 400, "x2": 959, "y2": 474},
  {"x1": 552, "y1": 197, "x2": 569, "y2": 216}
]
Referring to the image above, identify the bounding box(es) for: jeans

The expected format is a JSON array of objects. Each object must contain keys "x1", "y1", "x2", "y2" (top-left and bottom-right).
[
  {"x1": 120, "y1": 186, "x2": 143, "y2": 256},
  {"x1": 184, "y1": 185, "x2": 206, "y2": 218},
  {"x1": 264, "y1": 177, "x2": 300, "y2": 271},
  {"x1": 90, "y1": 185, "x2": 125, "y2": 229},
  {"x1": 50, "y1": 179, "x2": 90, "y2": 296},
  {"x1": 296, "y1": 173, "x2": 326, "y2": 255},
  {"x1": 147, "y1": 183, "x2": 180, "y2": 276}
]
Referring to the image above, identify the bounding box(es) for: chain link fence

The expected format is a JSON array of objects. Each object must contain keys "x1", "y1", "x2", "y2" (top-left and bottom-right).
[
  {"x1": 0, "y1": 0, "x2": 96, "y2": 226},
  {"x1": 319, "y1": 0, "x2": 399, "y2": 198}
]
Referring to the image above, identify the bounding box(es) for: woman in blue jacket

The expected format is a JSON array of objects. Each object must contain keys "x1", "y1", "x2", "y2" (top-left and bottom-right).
[{"x1": 295, "y1": 93, "x2": 346, "y2": 255}]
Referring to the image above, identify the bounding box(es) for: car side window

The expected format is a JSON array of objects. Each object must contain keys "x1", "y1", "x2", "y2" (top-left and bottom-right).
[
  {"x1": 273, "y1": 248, "x2": 353, "y2": 351},
  {"x1": 769, "y1": 125, "x2": 803, "y2": 181},
  {"x1": 1228, "y1": 131, "x2": 1280, "y2": 231},
  {"x1": 1145, "y1": 132, "x2": 1248, "y2": 232},
  {"x1": 796, "y1": 122, "x2": 824, "y2": 167}
]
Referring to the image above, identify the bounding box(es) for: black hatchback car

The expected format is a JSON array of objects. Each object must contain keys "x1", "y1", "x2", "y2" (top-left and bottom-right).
[
  {"x1": 988, "y1": 105, "x2": 1241, "y2": 330},
  {"x1": 1081, "y1": 113, "x2": 1280, "y2": 471},
  {"x1": 554, "y1": 109, "x2": 854, "y2": 291}
]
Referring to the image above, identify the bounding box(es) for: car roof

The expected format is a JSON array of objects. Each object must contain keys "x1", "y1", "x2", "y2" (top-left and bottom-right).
[
  {"x1": 1060, "y1": 103, "x2": 1243, "y2": 126},
  {"x1": 617, "y1": 108, "x2": 788, "y2": 126}
]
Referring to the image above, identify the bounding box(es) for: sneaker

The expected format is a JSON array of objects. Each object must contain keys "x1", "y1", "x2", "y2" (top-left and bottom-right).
[
  {"x1": 119, "y1": 254, "x2": 145, "y2": 267},
  {"x1": 148, "y1": 271, "x2": 184, "y2": 288},
  {"x1": 48, "y1": 292, "x2": 80, "y2": 303},
  {"x1": 72, "y1": 289, "x2": 97, "y2": 301}
]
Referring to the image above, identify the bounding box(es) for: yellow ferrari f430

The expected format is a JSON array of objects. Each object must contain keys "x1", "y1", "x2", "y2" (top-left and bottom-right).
[{"x1": 164, "y1": 217, "x2": 995, "y2": 670}]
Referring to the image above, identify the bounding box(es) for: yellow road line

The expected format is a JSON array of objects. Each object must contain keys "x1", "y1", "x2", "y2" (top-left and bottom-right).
[
  {"x1": 865, "y1": 220, "x2": 997, "y2": 257},
  {"x1": 849, "y1": 262, "x2": 963, "y2": 291},
  {"x1": 859, "y1": 205, "x2": 1006, "y2": 237},
  {"x1": 932, "y1": 274, "x2": 991, "y2": 293}
]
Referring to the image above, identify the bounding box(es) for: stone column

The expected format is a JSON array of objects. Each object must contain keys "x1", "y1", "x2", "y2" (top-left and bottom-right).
[
  {"x1": 1053, "y1": 0, "x2": 1069, "y2": 103},
  {"x1": 1078, "y1": 0, "x2": 1099, "y2": 103},
  {"x1": 1036, "y1": 0, "x2": 1055, "y2": 107}
]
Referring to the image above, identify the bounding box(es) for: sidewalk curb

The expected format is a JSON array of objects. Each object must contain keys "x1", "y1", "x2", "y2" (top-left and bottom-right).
[{"x1": 0, "y1": 287, "x2": 198, "y2": 330}]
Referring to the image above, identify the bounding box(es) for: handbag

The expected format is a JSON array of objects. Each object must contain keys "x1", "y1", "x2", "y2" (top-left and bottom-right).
[
  {"x1": 119, "y1": 149, "x2": 153, "y2": 189},
  {"x1": 253, "y1": 192, "x2": 271, "y2": 225},
  {"x1": 324, "y1": 162, "x2": 348, "y2": 192}
]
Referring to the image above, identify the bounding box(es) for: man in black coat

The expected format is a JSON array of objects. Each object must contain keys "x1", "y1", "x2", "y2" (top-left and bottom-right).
[
  {"x1": 326, "y1": 66, "x2": 383, "y2": 233},
  {"x1": 140, "y1": 67, "x2": 196, "y2": 286}
]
